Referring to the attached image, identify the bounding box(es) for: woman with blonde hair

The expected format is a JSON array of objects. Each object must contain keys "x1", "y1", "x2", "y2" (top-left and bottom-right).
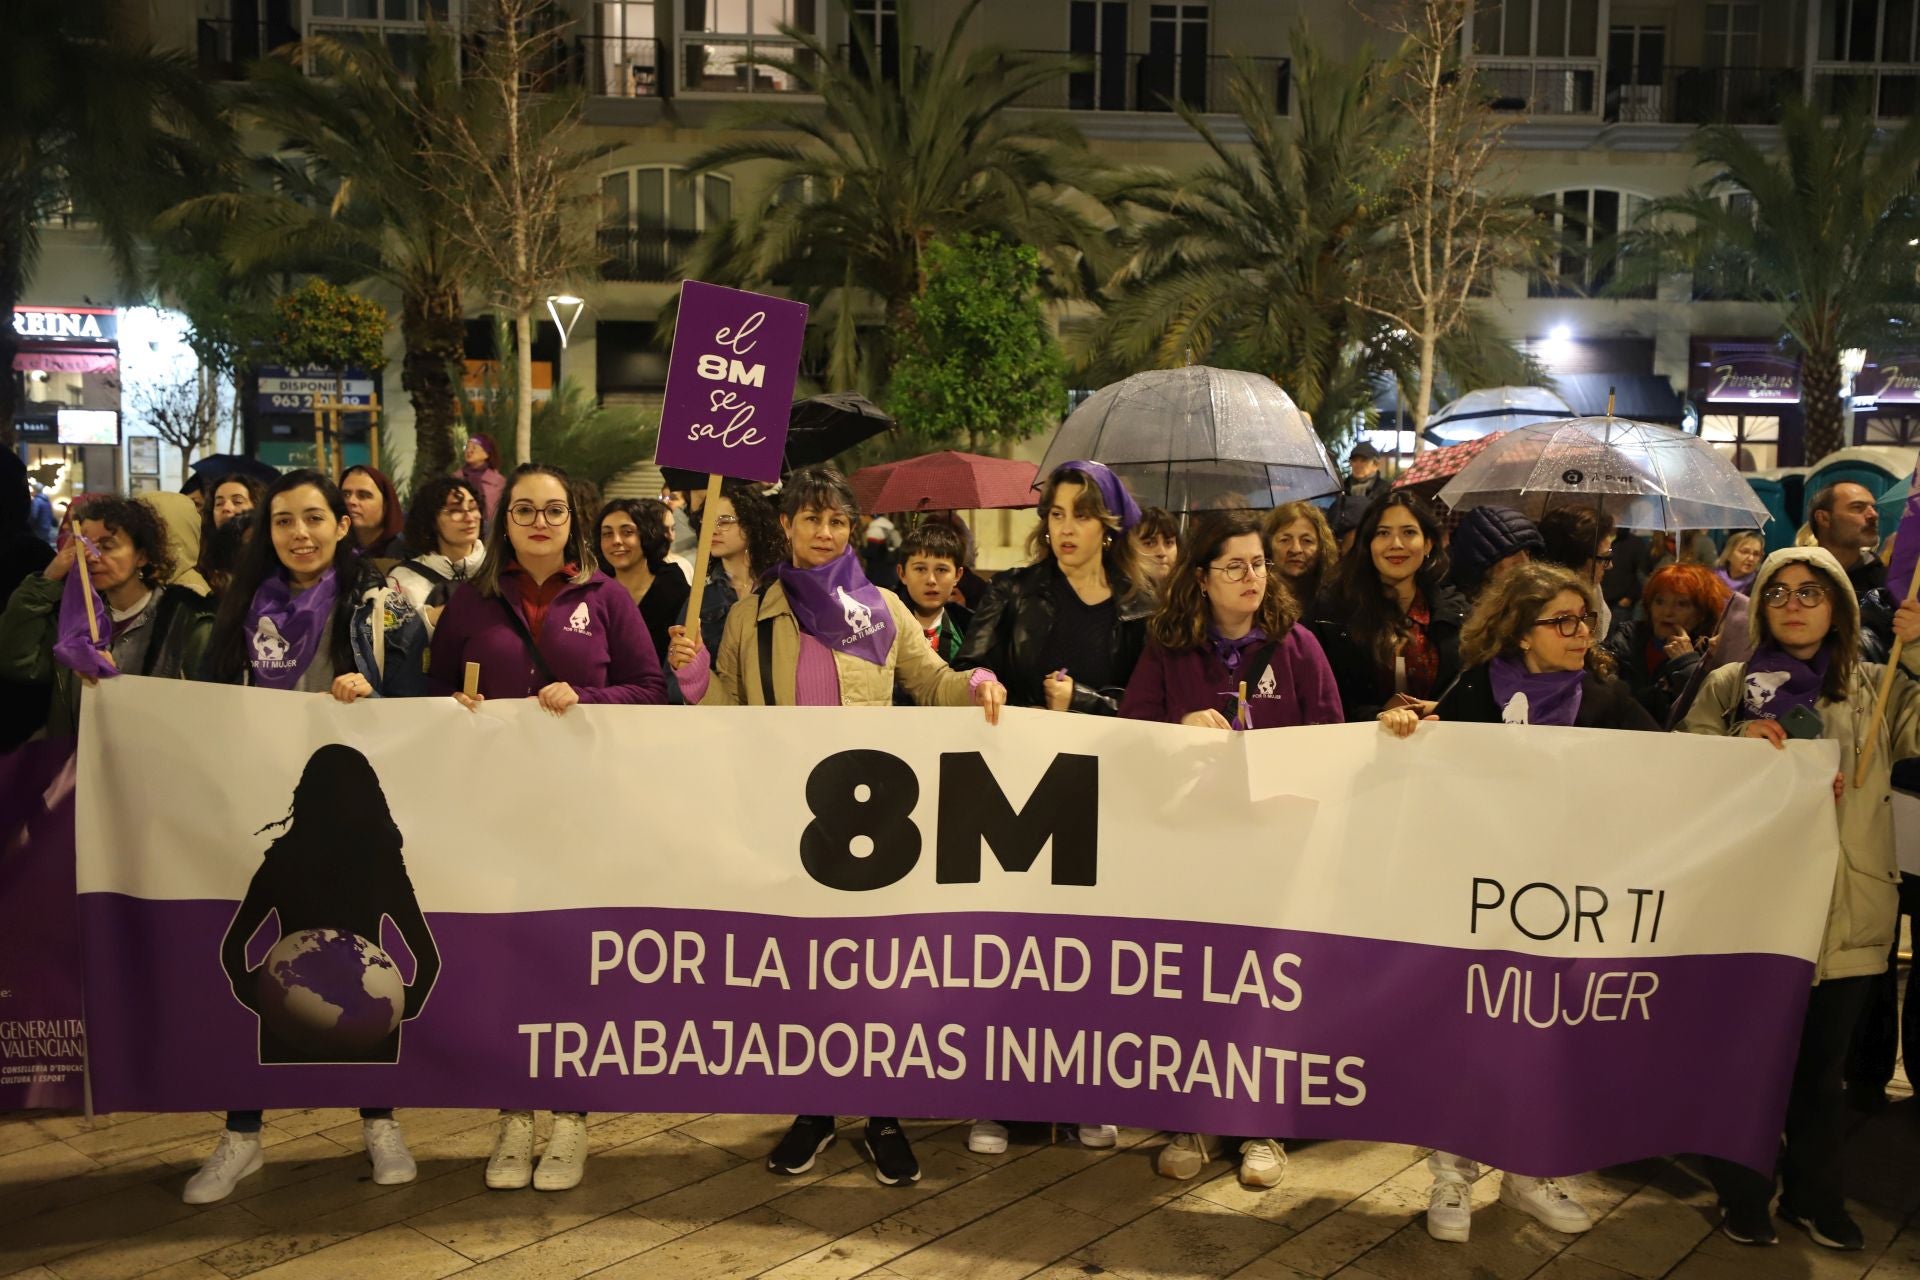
[
  {"x1": 1263, "y1": 500, "x2": 1336, "y2": 611},
  {"x1": 1381, "y1": 561, "x2": 1655, "y2": 1244},
  {"x1": 1716, "y1": 531, "x2": 1766, "y2": 596}
]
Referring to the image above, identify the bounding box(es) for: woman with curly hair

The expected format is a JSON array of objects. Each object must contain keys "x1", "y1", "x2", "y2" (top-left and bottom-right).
[
  {"x1": 598, "y1": 496, "x2": 690, "y2": 663},
  {"x1": 695, "y1": 479, "x2": 786, "y2": 659},
  {"x1": 1380, "y1": 561, "x2": 1653, "y2": 1246},
  {"x1": 1263, "y1": 500, "x2": 1336, "y2": 612}
]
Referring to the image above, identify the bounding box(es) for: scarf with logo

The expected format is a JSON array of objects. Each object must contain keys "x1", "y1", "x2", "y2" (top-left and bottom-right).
[
  {"x1": 777, "y1": 547, "x2": 896, "y2": 666},
  {"x1": 244, "y1": 568, "x2": 340, "y2": 690},
  {"x1": 51, "y1": 537, "x2": 119, "y2": 681},
  {"x1": 1737, "y1": 642, "x2": 1829, "y2": 722},
  {"x1": 1489, "y1": 653, "x2": 1584, "y2": 726}
]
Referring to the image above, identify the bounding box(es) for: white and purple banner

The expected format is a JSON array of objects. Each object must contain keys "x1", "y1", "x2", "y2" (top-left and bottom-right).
[{"x1": 75, "y1": 678, "x2": 1841, "y2": 1176}]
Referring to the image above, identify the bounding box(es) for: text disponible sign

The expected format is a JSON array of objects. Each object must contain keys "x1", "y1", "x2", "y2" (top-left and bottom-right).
[{"x1": 656, "y1": 281, "x2": 809, "y2": 483}]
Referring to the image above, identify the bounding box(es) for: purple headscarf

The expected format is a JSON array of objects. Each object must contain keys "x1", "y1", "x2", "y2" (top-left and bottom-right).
[
  {"x1": 1041, "y1": 460, "x2": 1142, "y2": 532},
  {"x1": 51, "y1": 538, "x2": 117, "y2": 681}
]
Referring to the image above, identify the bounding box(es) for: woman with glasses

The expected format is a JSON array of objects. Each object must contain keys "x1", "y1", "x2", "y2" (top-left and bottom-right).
[
  {"x1": 1308, "y1": 492, "x2": 1465, "y2": 724},
  {"x1": 1120, "y1": 511, "x2": 1339, "y2": 1190},
  {"x1": 696, "y1": 480, "x2": 787, "y2": 659},
  {"x1": 1679, "y1": 547, "x2": 1920, "y2": 1251},
  {"x1": 1379, "y1": 562, "x2": 1653, "y2": 1244},
  {"x1": 388, "y1": 476, "x2": 486, "y2": 632},
  {"x1": 427, "y1": 463, "x2": 667, "y2": 1195}
]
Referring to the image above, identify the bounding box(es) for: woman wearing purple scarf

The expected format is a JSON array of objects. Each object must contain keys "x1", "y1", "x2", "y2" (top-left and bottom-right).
[
  {"x1": 665, "y1": 467, "x2": 1006, "y2": 1190},
  {"x1": 1680, "y1": 546, "x2": 1920, "y2": 1251},
  {"x1": 1380, "y1": 562, "x2": 1654, "y2": 1246},
  {"x1": 1120, "y1": 510, "x2": 1340, "y2": 1191}
]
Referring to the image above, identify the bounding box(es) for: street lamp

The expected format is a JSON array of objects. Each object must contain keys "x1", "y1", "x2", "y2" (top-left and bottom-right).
[{"x1": 545, "y1": 294, "x2": 586, "y2": 348}]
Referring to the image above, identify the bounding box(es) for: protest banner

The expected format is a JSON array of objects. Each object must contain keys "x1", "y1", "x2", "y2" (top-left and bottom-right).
[
  {"x1": 76, "y1": 677, "x2": 1838, "y2": 1176},
  {"x1": 655, "y1": 281, "x2": 809, "y2": 644},
  {"x1": 0, "y1": 741, "x2": 86, "y2": 1109}
]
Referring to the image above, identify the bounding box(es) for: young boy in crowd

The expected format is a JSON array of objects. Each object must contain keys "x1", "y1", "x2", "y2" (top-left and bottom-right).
[{"x1": 893, "y1": 523, "x2": 973, "y2": 678}]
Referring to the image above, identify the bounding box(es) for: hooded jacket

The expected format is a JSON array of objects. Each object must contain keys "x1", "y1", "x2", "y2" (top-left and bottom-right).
[
  {"x1": 1447, "y1": 506, "x2": 1544, "y2": 599},
  {"x1": 1681, "y1": 545, "x2": 1920, "y2": 982}
]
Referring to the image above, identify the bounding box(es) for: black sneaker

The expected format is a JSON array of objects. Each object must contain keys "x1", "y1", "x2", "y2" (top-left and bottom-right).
[
  {"x1": 1779, "y1": 1203, "x2": 1865, "y2": 1251},
  {"x1": 766, "y1": 1115, "x2": 837, "y2": 1175},
  {"x1": 863, "y1": 1118, "x2": 921, "y2": 1186},
  {"x1": 1720, "y1": 1203, "x2": 1777, "y2": 1246}
]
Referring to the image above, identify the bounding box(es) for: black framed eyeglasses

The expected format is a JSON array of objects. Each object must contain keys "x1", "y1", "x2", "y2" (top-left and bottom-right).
[
  {"x1": 1531, "y1": 611, "x2": 1599, "y2": 638},
  {"x1": 1760, "y1": 583, "x2": 1830, "y2": 609},
  {"x1": 507, "y1": 502, "x2": 571, "y2": 526}
]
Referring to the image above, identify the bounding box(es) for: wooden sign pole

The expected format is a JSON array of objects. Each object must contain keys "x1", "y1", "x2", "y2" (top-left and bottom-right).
[
  {"x1": 1856, "y1": 554, "x2": 1920, "y2": 787},
  {"x1": 73, "y1": 541, "x2": 100, "y2": 644},
  {"x1": 679, "y1": 473, "x2": 727, "y2": 649}
]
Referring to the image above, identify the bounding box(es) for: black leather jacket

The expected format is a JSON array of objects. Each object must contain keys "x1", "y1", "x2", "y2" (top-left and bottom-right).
[{"x1": 953, "y1": 560, "x2": 1150, "y2": 714}]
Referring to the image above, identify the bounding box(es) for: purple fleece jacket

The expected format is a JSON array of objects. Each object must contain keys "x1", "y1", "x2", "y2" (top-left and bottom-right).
[
  {"x1": 1120, "y1": 626, "x2": 1344, "y2": 729},
  {"x1": 428, "y1": 573, "x2": 667, "y2": 704}
]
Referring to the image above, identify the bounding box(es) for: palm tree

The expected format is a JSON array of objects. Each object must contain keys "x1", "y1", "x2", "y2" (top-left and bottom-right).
[
  {"x1": 168, "y1": 32, "x2": 474, "y2": 484},
  {"x1": 1082, "y1": 41, "x2": 1528, "y2": 444},
  {"x1": 0, "y1": 5, "x2": 230, "y2": 447},
  {"x1": 1617, "y1": 100, "x2": 1920, "y2": 463},
  {"x1": 673, "y1": 0, "x2": 1119, "y2": 393}
]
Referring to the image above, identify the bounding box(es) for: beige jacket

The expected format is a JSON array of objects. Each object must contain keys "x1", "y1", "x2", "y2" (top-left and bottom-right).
[
  {"x1": 1680, "y1": 544, "x2": 1920, "y2": 982},
  {"x1": 700, "y1": 580, "x2": 975, "y2": 708}
]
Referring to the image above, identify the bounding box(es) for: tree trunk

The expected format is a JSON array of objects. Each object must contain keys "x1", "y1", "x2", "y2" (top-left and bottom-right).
[
  {"x1": 0, "y1": 219, "x2": 23, "y2": 452},
  {"x1": 1802, "y1": 346, "x2": 1846, "y2": 464},
  {"x1": 400, "y1": 279, "x2": 465, "y2": 489},
  {"x1": 1411, "y1": 328, "x2": 1439, "y2": 457},
  {"x1": 515, "y1": 308, "x2": 534, "y2": 466}
]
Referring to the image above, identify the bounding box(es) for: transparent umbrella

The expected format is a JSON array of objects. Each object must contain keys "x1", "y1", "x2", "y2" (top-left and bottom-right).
[
  {"x1": 1435, "y1": 415, "x2": 1770, "y2": 532},
  {"x1": 1424, "y1": 385, "x2": 1573, "y2": 445},
  {"x1": 1036, "y1": 366, "x2": 1340, "y2": 512}
]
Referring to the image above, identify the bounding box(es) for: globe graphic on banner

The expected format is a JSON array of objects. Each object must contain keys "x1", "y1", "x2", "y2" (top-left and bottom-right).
[{"x1": 256, "y1": 929, "x2": 405, "y2": 1055}]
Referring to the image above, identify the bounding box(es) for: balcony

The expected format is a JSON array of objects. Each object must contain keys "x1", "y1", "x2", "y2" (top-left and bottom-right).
[
  {"x1": 1009, "y1": 52, "x2": 1290, "y2": 117},
  {"x1": 1475, "y1": 57, "x2": 1603, "y2": 119},
  {"x1": 1603, "y1": 66, "x2": 1799, "y2": 126},
  {"x1": 676, "y1": 37, "x2": 817, "y2": 95},
  {"x1": 195, "y1": 18, "x2": 299, "y2": 79},
  {"x1": 1812, "y1": 63, "x2": 1920, "y2": 120},
  {"x1": 598, "y1": 225, "x2": 701, "y2": 283},
  {"x1": 575, "y1": 35, "x2": 664, "y2": 97}
]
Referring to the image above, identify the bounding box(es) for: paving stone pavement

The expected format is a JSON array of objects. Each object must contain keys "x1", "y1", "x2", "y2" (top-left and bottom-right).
[{"x1": 5, "y1": 1097, "x2": 1920, "y2": 1280}]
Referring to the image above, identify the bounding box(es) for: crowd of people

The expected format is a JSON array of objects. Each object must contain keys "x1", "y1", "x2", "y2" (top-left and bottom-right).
[{"x1": 1, "y1": 441, "x2": 1916, "y2": 1255}]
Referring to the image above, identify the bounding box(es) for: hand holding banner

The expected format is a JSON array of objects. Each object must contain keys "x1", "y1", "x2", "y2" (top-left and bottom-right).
[{"x1": 657, "y1": 282, "x2": 811, "y2": 649}]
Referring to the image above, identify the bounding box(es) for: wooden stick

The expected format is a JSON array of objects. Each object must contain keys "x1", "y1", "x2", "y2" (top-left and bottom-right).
[
  {"x1": 1236, "y1": 680, "x2": 1249, "y2": 730},
  {"x1": 680, "y1": 473, "x2": 727, "y2": 649},
  {"x1": 73, "y1": 540, "x2": 100, "y2": 645},
  {"x1": 463, "y1": 661, "x2": 481, "y2": 699},
  {"x1": 1856, "y1": 553, "x2": 1920, "y2": 787}
]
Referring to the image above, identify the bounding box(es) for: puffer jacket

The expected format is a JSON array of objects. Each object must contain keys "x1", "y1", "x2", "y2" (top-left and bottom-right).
[
  {"x1": 1680, "y1": 545, "x2": 1920, "y2": 982},
  {"x1": 952, "y1": 560, "x2": 1150, "y2": 714},
  {"x1": 1446, "y1": 505, "x2": 1543, "y2": 599}
]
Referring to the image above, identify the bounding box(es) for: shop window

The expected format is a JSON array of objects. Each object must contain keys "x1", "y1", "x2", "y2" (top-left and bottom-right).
[
  {"x1": 1529, "y1": 188, "x2": 1653, "y2": 299},
  {"x1": 1701, "y1": 412, "x2": 1779, "y2": 472}
]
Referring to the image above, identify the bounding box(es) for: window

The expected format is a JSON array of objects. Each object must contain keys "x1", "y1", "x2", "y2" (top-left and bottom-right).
[
  {"x1": 1705, "y1": 3, "x2": 1761, "y2": 67},
  {"x1": 1701, "y1": 413, "x2": 1778, "y2": 472},
  {"x1": 1822, "y1": 0, "x2": 1920, "y2": 62},
  {"x1": 592, "y1": 2, "x2": 660, "y2": 96},
  {"x1": 1605, "y1": 23, "x2": 1665, "y2": 121},
  {"x1": 1070, "y1": 1, "x2": 1129, "y2": 111},
  {"x1": 847, "y1": 0, "x2": 899, "y2": 80},
  {"x1": 681, "y1": 0, "x2": 818, "y2": 92},
  {"x1": 1472, "y1": 0, "x2": 1600, "y2": 58},
  {"x1": 1529, "y1": 189, "x2": 1652, "y2": 299},
  {"x1": 599, "y1": 167, "x2": 733, "y2": 282},
  {"x1": 305, "y1": 0, "x2": 447, "y2": 72},
  {"x1": 1144, "y1": 4, "x2": 1208, "y2": 111}
]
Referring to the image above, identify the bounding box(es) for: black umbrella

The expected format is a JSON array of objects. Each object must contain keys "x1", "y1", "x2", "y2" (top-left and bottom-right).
[
  {"x1": 187, "y1": 454, "x2": 281, "y2": 488},
  {"x1": 659, "y1": 393, "x2": 894, "y2": 491}
]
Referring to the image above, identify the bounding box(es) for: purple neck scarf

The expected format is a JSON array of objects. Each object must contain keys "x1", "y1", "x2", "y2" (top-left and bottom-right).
[
  {"x1": 1489, "y1": 653, "x2": 1584, "y2": 726},
  {"x1": 1209, "y1": 627, "x2": 1268, "y2": 674},
  {"x1": 51, "y1": 538, "x2": 118, "y2": 681},
  {"x1": 244, "y1": 569, "x2": 341, "y2": 690},
  {"x1": 1738, "y1": 642, "x2": 1829, "y2": 722},
  {"x1": 777, "y1": 548, "x2": 896, "y2": 666}
]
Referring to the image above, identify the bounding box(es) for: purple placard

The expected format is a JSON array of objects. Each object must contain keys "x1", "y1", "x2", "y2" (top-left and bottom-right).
[
  {"x1": 656, "y1": 281, "x2": 810, "y2": 484},
  {"x1": 0, "y1": 742, "x2": 87, "y2": 1110},
  {"x1": 1887, "y1": 456, "x2": 1920, "y2": 599}
]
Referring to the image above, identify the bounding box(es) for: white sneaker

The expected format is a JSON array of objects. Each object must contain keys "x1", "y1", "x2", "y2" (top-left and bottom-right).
[
  {"x1": 363, "y1": 1117, "x2": 416, "y2": 1186},
  {"x1": 1427, "y1": 1177, "x2": 1472, "y2": 1242},
  {"x1": 1238, "y1": 1138, "x2": 1287, "y2": 1189},
  {"x1": 1156, "y1": 1131, "x2": 1215, "y2": 1180},
  {"x1": 1076, "y1": 1124, "x2": 1118, "y2": 1148},
  {"x1": 1500, "y1": 1174, "x2": 1594, "y2": 1234},
  {"x1": 533, "y1": 1112, "x2": 588, "y2": 1191},
  {"x1": 967, "y1": 1120, "x2": 1009, "y2": 1155},
  {"x1": 183, "y1": 1130, "x2": 263, "y2": 1204},
  {"x1": 485, "y1": 1110, "x2": 535, "y2": 1190}
]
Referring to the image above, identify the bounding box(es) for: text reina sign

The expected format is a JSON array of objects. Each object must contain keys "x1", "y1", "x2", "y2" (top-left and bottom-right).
[{"x1": 656, "y1": 281, "x2": 809, "y2": 484}]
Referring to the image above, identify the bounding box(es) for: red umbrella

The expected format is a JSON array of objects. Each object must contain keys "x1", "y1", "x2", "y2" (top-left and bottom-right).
[
  {"x1": 1392, "y1": 432, "x2": 1507, "y2": 492},
  {"x1": 851, "y1": 451, "x2": 1039, "y2": 514}
]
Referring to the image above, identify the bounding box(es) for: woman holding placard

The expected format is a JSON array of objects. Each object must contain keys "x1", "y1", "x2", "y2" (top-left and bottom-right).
[
  {"x1": 1678, "y1": 546, "x2": 1920, "y2": 1251},
  {"x1": 664, "y1": 465, "x2": 1006, "y2": 1187}
]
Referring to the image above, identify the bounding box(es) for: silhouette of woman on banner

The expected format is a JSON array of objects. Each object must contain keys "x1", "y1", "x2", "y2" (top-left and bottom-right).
[{"x1": 220, "y1": 744, "x2": 440, "y2": 1065}]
